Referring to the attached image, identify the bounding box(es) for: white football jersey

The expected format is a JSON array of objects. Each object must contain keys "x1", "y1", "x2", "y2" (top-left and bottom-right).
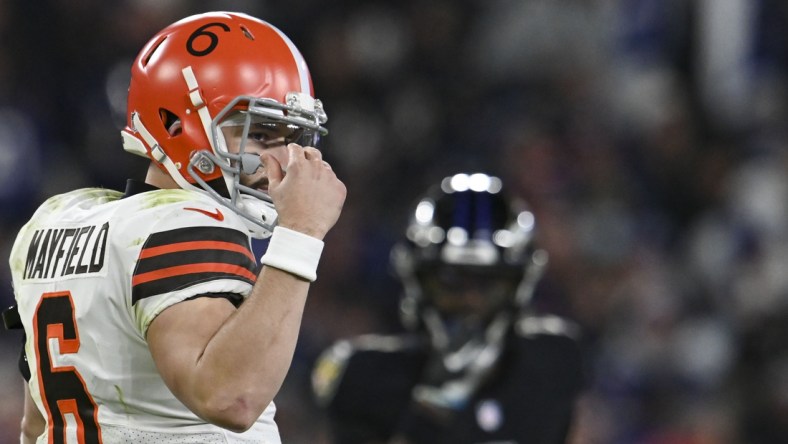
[{"x1": 9, "y1": 186, "x2": 280, "y2": 443}]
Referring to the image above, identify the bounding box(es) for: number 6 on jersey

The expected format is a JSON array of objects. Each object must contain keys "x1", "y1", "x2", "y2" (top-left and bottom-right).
[{"x1": 34, "y1": 291, "x2": 102, "y2": 443}]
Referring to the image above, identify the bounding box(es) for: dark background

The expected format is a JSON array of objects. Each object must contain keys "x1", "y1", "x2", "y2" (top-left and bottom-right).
[{"x1": 1, "y1": 1, "x2": 787, "y2": 442}]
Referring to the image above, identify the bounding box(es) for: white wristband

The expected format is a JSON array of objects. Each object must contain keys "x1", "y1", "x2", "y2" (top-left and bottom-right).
[{"x1": 261, "y1": 226, "x2": 324, "y2": 282}]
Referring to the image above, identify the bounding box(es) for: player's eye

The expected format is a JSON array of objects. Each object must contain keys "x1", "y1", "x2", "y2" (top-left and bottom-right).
[
  {"x1": 247, "y1": 126, "x2": 286, "y2": 148},
  {"x1": 248, "y1": 131, "x2": 272, "y2": 142},
  {"x1": 244, "y1": 123, "x2": 318, "y2": 148}
]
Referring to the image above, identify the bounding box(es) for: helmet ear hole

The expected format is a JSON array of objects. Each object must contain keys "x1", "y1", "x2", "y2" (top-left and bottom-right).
[{"x1": 159, "y1": 109, "x2": 182, "y2": 136}]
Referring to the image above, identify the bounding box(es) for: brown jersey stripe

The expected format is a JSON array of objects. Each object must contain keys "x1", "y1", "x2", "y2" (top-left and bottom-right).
[
  {"x1": 134, "y1": 226, "x2": 254, "y2": 275},
  {"x1": 140, "y1": 240, "x2": 256, "y2": 262},
  {"x1": 134, "y1": 247, "x2": 256, "y2": 276},
  {"x1": 131, "y1": 226, "x2": 257, "y2": 304},
  {"x1": 132, "y1": 263, "x2": 257, "y2": 286},
  {"x1": 142, "y1": 226, "x2": 251, "y2": 249}
]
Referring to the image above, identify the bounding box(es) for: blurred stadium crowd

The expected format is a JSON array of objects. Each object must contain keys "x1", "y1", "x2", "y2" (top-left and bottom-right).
[{"x1": 0, "y1": 0, "x2": 787, "y2": 442}]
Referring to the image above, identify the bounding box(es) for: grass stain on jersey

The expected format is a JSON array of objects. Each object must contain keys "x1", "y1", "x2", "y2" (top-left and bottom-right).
[
  {"x1": 140, "y1": 189, "x2": 197, "y2": 209},
  {"x1": 9, "y1": 223, "x2": 38, "y2": 275},
  {"x1": 44, "y1": 188, "x2": 122, "y2": 212},
  {"x1": 115, "y1": 385, "x2": 131, "y2": 414},
  {"x1": 10, "y1": 256, "x2": 25, "y2": 275},
  {"x1": 83, "y1": 188, "x2": 123, "y2": 204}
]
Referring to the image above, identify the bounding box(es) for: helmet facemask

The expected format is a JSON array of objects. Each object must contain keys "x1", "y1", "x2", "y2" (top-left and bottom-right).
[{"x1": 186, "y1": 93, "x2": 327, "y2": 238}]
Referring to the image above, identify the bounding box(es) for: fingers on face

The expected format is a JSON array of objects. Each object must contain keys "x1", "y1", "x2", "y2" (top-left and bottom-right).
[
  {"x1": 303, "y1": 146, "x2": 323, "y2": 162},
  {"x1": 288, "y1": 143, "x2": 330, "y2": 166},
  {"x1": 285, "y1": 143, "x2": 320, "y2": 158},
  {"x1": 286, "y1": 143, "x2": 302, "y2": 165},
  {"x1": 285, "y1": 143, "x2": 334, "y2": 173}
]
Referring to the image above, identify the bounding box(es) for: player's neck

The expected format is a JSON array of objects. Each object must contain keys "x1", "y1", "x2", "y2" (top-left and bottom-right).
[{"x1": 145, "y1": 163, "x2": 180, "y2": 190}]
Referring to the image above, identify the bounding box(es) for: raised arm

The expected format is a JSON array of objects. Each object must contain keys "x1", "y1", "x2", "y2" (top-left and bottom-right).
[{"x1": 147, "y1": 145, "x2": 345, "y2": 432}]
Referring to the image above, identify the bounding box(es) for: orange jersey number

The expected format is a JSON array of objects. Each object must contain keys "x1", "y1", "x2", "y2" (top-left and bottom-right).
[{"x1": 33, "y1": 291, "x2": 102, "y2": 443}]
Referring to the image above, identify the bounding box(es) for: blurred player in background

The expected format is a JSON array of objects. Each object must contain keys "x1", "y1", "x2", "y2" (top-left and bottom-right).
[
  {"x1": 312, "y1": 173, "x2": 583, "y2": 443},
  {"x1": 6, "y1": 11, "x2": 345, "y2": 443}
]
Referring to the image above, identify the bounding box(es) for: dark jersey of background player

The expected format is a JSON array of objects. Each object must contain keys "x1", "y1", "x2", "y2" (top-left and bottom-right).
[{"x1": 312, "y1": 173, "x2": 585, "y2": 444}]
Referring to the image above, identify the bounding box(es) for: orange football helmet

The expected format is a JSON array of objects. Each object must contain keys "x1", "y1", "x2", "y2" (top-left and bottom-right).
[{"x1": 121, "y1": 12, "x2": 327, "y2": 238}]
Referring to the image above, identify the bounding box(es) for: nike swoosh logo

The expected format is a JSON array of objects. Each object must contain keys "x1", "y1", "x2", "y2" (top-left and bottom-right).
[{"x1": 184, "y1": 207, "x2": 225, "y2": 221}]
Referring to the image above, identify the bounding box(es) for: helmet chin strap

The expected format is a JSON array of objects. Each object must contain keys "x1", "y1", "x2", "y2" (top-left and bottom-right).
[{"x1": 237, "y1": 195, "x2": 277, "y2": 238}]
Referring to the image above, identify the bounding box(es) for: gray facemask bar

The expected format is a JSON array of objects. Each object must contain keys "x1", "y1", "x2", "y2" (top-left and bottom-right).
[
  {"x1": 187, "y1": 150, "x2": 278, "y2": 232},
  {"x1": 185, "y1": 94, "x2": 328, "y2": 234},
  {"x1": 214, "y1": 94, "x2": 328, "y2": 141}
]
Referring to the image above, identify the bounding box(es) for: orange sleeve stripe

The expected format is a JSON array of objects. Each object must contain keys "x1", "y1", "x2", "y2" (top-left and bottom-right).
[
  {"x1": 132, "y1": 263, "x2": 257, "y2": 286},
  {"x1": 140, "y1": 240, "x2": 256, "y2": 262}
]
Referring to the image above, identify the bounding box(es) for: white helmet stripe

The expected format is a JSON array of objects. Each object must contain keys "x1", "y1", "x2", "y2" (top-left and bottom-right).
[
  {"x1": 182, "y1": 65, "x2": 199, "y2": 90},
  {"x1": 181, "y1": 66, "x2": 217, "y2": 153},
  {"x1": 264, "y1": 21, "x2": 312, "y2": 95}
]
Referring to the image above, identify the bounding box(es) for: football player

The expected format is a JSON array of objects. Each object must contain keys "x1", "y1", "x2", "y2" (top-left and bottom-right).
[
  {"x1": 7, "y1": 12, "x2": 345, "y2": 443},
  {"x1": 312, "y1": 173, "x2": 583, "y2": 443}
]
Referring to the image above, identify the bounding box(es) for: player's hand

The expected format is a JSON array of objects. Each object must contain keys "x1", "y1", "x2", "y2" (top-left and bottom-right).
[{"x1": 261, "y1": 144, "x2": 346, "y2": 239}]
